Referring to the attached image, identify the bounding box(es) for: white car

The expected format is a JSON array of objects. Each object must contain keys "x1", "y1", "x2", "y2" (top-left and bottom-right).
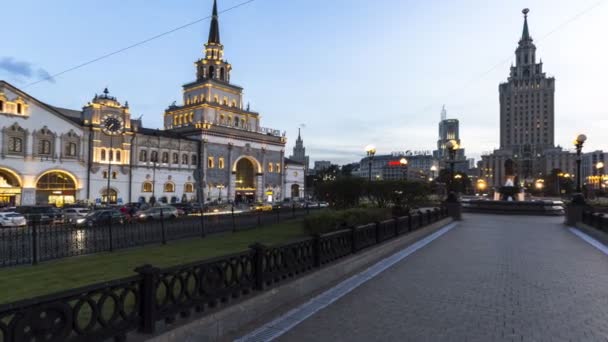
[{"x1": 0, "y1": 212, "x2": 27, "y2": 228}]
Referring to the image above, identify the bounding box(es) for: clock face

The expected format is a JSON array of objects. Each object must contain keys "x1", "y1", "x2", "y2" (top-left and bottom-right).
[{"x1": 101, "y1": 114, "x2": 124, "y2": 135}]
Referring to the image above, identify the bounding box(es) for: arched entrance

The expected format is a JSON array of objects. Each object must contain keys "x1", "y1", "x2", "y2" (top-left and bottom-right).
[
  {"x1": 36, "y1": 171, "x2": 77, "y2": 207},
  {"x1": 235, "y1": 158, "x2": 256, "y2": 203},
  {"x1": 291, "y1": 184, "x2": 300, "y2": 199},
  {"x1": 101, "y1": 188, "x2": 118, "y2": 205},
  {"x1": 0, "y1": 168, "x2": 22, "y2": 207}
]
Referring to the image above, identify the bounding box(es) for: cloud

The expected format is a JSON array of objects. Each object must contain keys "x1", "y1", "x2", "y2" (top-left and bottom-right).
[{"x1": 0, "y1": 57, "x2": 54, "y2": 83}]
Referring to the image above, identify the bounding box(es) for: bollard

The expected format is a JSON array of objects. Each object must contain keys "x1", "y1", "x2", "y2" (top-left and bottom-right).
[{"x1": 160, "y1": 208, "x2": 166, "y2": 245}]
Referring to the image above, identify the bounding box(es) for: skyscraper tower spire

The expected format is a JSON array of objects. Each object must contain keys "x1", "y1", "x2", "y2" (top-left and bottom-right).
[
  {"x1": 521, "y1": 8, "x2": 531, "y2": 42},
  {"x1": 208, "y1": 0, "x2": 221, "y2": 44}
]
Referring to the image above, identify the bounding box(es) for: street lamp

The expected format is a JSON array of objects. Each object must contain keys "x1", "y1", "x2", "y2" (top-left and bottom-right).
[
  {"x1": 399, "y1": 157, "x2": 408, "y2": 181},
  {"x1": 430, "y1": 165, "x2": 437, "y2": 182},
  {"x1": 365, "y1": 145, "x2": 376, "y2": 183},
  {"x1": 216, "y1": 184, "x2": 225, "y2": 202},
  {"x1": 445, "y1": 140, "x2": 459, "y2": 192},
  {"x1": 477, "y1": 179, "x2": 487, "y2": 193},
  {"x1": 596, "y1": 162, "x2": 604, "y2": 194},
  {"x1": 574, "y1": 134, "x2": 587, "y2": 193}
]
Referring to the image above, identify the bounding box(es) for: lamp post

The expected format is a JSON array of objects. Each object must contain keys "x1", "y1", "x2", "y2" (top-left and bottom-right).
[
  {"x1": 535, "y1": 179, "x2": 545, "y2": 197},
  {"x1": 151, "y1": 153, "x2": 158, "y2": 205},
  {"x1": 105, "y1": 134, "x2": 113, "y2": 206},
  {"x1": 217, "y1": 184, "x2": 225, "y2": 203},
  {"x1": 430, "y1": 165, "x2": 437, "y2": 182},
  {"x1": 596, "y1": 161, "x2": 604, "y2": 195},
  {"x1": 400, "y1": 157, "x2": 408, "y2": 181},
  {"x1": 446, "y1": 140, "x2": 459, "y2": 192},
  {"x1": 574, "y1": 134, "x2": 586, "y2": 193},
  {"x1": 365, "y1": 145, "x2": 376, "y2": 183}
]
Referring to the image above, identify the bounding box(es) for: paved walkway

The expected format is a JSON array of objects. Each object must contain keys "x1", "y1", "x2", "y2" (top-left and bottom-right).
[{"x1": 244, "y1": 214, "x2": 608, "y2": 342}]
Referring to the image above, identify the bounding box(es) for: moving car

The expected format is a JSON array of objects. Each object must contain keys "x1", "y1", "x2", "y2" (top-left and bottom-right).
[
  {"x1": 252, "y1": 203, "x2": 273, "y2": 212},
  {"x1": 74, "y1": 210, "x2": 126, "y2": 227},
  {"x1": 15, "y1": 206, "x2": 63, "y2": 224},
  {"x1": 0, "y1": 212, "x2": 27, "y2": 228},
  {"x1": 62, "y1": 207, "x2": 90, "y2": 223},
  {"x1": 136, "y1": 206, "x2": 179, "y2": 221}
]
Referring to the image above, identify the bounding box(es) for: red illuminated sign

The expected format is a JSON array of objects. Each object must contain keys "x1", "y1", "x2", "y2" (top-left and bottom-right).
[{"x1": 387, "y1": 161, "x2": 402, "y2": 166}]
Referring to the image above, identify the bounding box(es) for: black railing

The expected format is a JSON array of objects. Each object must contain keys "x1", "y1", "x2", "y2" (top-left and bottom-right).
[
  {"x1": 582, "y1": 209, "x2": 608, "y2": 232},
  {"x1": 0, "y1": 207, "x2": 318, "y2": 268},
  {"x1": 0, "y1": 207, "x2": 449, "y2": 342}
]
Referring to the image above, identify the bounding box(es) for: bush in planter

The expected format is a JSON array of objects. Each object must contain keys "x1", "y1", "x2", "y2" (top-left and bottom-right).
[{"x1": 303, "y1": 208, "x2": 392, "y2": 235}]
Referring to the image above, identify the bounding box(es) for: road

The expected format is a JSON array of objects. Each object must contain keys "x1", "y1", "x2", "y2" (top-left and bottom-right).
[{"x1": 241, "y1": 214, "x2": 608, "y2": 341}]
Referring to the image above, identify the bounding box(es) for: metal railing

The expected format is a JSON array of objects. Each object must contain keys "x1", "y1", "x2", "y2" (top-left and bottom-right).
[
  {"x1": 0, "y1": 207, "x2": 448, "y2": 342},
  {"x1": 0, "y1": 206, "x2": 317, "y2": 268},
  {"x1": 582, "y1": 209, "x2": 608, "y2": 231}
]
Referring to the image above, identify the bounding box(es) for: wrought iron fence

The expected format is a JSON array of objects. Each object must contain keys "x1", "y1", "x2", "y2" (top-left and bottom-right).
[
  {"x1": 0, "y1": 207, "x2": 448, "y2": 342},
  {"x1": 582, "y1": 209, "x2": 608, "y2": 231},
  {"x1": 0, "y1": 206, "x2": 317, "y2": 268}
]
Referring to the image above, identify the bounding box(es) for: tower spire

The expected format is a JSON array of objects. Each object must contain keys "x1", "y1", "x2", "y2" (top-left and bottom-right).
[
  {"x1": 521, "y1": 8, "x2": 531, "y2": 42},
  {"x1": 208, "y1": 0, "x2": 221, "y2": 44}
]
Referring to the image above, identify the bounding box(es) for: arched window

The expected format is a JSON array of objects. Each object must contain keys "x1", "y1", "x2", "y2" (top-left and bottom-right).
[
  {"x1": 182, "y1": 154, "x2": 189, "y2": 165},
  {"x1": 101, "y1": 149, "x2": 106, "y2": 161},
  {"x1": 111, "y1": 171, "x2": 117, "y2": 179},
  {"x1": 172, "y1": 153, "x2": 179, "y2": 164},
  {"x1": 39, "y1": 139, "x2": 51, "y2": 155},
  {"x1": 115, "y1": 150, "x2": 121, "y2": 162},
  {"x1": 173, "y1": 115, "x2": 178, "y2": 126},
  {"x1": 268, "y1": 163, "x2": 273, "y2": 173},
  {"x1": 17, "y1": 103, "x2": 22, "y2": 114},
  {"x1": 142, "y1": 182, "x2": 153, "y2": 193},
  {"x1": 276, "y1": 163, "x2": 281, "y2": 173},
  {"x1": 8, "y1": 137, "x2": 23, "y2": 153},
  {"x1": 219, "y1": 157, "x2": 225, "y2": 169},
  {"x1": 0, "y1": 100, "x2": 4, "y2": 112},
  {"x1": 139, "y1": 150, "x2": 148, "y2": 162},
  {"x1": 66, "y1": 142, "x2": 77, "y2": 157},
  {"x1": 223, "y1": 98, "x2": 228, "y2": 106},
  {"x1": 191, "y1": 155, "x2": 197, "y2": 166},
  {"x1": 162, "y1": 152, "x2": 169, "y2": 163},
  {"x1": 208, "y1": 156, "x2": 215, "y2": 168},
  {"x1": 184, "y1": 183, "x2": 195, "y2": 193},
  {"x1": 234, "y1": 116, "x2": 239, "y2": 127},
  {"x1": 209, "y1": 66, "x2": 215, "y2": 79},
  {"x1": 214, "y1": 96, "x2": 219, "y2": 103},
  {"x1": 151, "y1": 151, "x2": 158, "y2": 163},
  {"x1": 189, "y1": 112, "x2": 194, "y2": 123},
  {"x1": 220, "y1": 68, "x2": 225, "y2": 81},
  {"x1": 164, "y1": 182, "x2": 175, "y2": 193},
  {"x1": 109, "y1": 150, "x2": 114, "y2": 162}
]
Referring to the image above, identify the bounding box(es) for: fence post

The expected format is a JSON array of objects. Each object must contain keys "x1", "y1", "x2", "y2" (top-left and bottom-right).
[
  {"x1": 135, "y1": 264, "x2": 160, "y2": 334},
  {"x1": 313, "y1": 233, "x2": 322, "y2": 267},
  {"x1": 375, "y1": 222, "x2": 381, "y2": 244},
  {"x1": 231, "y1": 204, "x2": 236, "y2": 233},
  {"x1": 351, "y1": 226, "x2": 358, "y2": 254},
  {"x1": 393, "y1": 217, "x2": 399, "y2": 236},
  {"x1": 200, "y1": 205, "x2": 206, "y2": 238},
  {"x1": 407, "y1": 214, "x2": 412, "y2": 232},
  {"x1": 292, "y1": 203, "x2": 296, "y2": 219},
  {"x1": 250, "y1": 243, "x2": 266, "y2": 291},
  {"x1": 108, "y1": 214, "x2": 114, "y2": 252},
  {"x1": 306, "y1": 202, "x2": 310, "y2": 215},
  {"x1": 160, "y1": 208, "x2": 166, "y2": 245},
  {"x1": 31, "y1": 217, "x2": 38, "y2": 265},
  {"x1": 418, "y1": 211, "x2": 423, "y2": 228}
]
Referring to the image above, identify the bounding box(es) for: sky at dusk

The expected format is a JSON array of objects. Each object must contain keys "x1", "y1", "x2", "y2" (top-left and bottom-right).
[{"x1": 1, "y1": 0, "x2": 607, "y2": 165}]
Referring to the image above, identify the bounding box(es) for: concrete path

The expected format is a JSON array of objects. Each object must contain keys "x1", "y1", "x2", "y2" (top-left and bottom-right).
[{"x1": 240, "y1": 214, "x2": 608, "y2": 342}]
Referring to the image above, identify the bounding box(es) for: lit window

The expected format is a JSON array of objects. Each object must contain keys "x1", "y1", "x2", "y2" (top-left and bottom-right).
[
  {"x1": 276, "y1": 163, "x2": 281, "y2": 173},
  {"x1": 268, "y1": 163, "x2": 274, "y2": 173},
  {"x1": 208, "y1": 156, "x2": 215, "y2": 168},
  {"x1": 142, "y1": 182, "x2": 153, "y2": 193},
  {"x1": 164, "y1": 182, "x2": 175, "y2": 193},
  {"x1": 219, "y1": 157, "x2": 225, "y2": 169},
  {"x1": 185, "y1": 183, "x2": 195, "y2": 193}
]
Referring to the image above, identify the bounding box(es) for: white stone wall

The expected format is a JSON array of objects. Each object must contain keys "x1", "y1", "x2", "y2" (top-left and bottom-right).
[{"x1": 284, "y1": 163, "x2": 305, "y2": 200}]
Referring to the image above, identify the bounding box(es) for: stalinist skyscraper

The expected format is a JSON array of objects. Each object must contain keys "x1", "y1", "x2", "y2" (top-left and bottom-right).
[{"x1": 481, "y1": 9, "x2": 575, "y2": 188}]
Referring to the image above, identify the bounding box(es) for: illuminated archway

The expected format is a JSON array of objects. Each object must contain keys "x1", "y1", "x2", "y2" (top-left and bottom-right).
[
  {"x1": 35, "y1": 170, "x2": 78, "y2": 207},
  {"x1": 0, "y1": 167, "x2": 22, "y2": 206},
  {"x1": 234, "y1": 157, "x2": 260, "y2": 203}
]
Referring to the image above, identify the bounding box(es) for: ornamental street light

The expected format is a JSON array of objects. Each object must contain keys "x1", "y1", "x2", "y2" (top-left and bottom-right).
[
  {"x1": 430, "y1": 165, "x2": 437, "y2": 182},
  {"x1": 597, "y1": 162, "x2": 604, "y2": 193},
  {"x1": 365, "y1": 145, "x2": 376, "y2": 183},
  {"x1": 400, "y1": 157, "x2": 408, "y2": 181},
  {"x1": 445, "y1": 140, "x2": 459, "y2": 192},
  {"x1": 574, "y1": 134, "x2": 587, "y2": 193}
]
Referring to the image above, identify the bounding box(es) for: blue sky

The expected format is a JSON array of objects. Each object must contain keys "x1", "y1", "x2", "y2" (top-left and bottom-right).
[{"x1": 2, "y1": 0, "x2": 607, "y2": 165}]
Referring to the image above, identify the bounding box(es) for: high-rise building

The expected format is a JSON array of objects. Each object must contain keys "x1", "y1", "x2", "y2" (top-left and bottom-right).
[
  {"x1": 498, "y1": 8, "x2": 555, "y2": 179},
  {"x1": 433, "y1": 106, "x2": 468, "y2": 173},
  {"x1": 289, "y1": 128, "x2": 310, "y2": 173},
  {"x1": 481, "y1": 9, "x2": 573, "y2": 189}
]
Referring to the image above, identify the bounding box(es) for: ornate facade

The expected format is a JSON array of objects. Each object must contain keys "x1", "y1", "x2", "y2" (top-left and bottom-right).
[{"x1": 0, "y1": 0, "x2": 298, "y2": 207}]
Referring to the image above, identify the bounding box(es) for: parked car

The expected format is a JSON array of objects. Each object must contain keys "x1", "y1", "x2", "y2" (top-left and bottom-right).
[
  {"x1": 136, "y1": 206, "x2": 179, "y2": 221},
  {"x1": 0, "y1": 212, "x2": 27, "y2": 228},
  {"x1": 74, "y1": 210, "x2": 126, "y2": 227},
  {"x1": 172, "y1": 203, "x2": 196, "y2": 215},
  {"x1": 15, "y1": 206, "x2": 62, "y2": 224},
  {"x1": 62, "y1": 207, "x2": 90, "y2": 224}
]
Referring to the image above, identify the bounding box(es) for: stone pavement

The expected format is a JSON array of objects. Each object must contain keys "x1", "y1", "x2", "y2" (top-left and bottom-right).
[{"x1": 250, "y1": 214, "x2": 608, "y2": 341}]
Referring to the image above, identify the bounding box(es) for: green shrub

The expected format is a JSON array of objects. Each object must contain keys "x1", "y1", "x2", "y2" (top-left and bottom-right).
[{"x1": 303, "y1": 208, "x2": 392, "y2": 235}]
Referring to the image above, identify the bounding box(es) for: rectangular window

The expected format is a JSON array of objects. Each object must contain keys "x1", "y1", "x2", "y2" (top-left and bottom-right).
[
  {"x1": 276, "y1": 163, "x2": 281, "y2": 173},
  {"x1": 208, "y1": 156, "x2": 215, "y2": 168},
  {"x1": 219, "y1": 157, "x2": 225, "y2": 169},
  {"x1": 268, "y1": 163, "x2": 274, "y2": 173}
]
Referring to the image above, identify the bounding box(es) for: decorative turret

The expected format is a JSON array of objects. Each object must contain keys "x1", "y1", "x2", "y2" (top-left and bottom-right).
[{"x1": 195, "y1": 0, "x2": 232, "y2": 82}]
